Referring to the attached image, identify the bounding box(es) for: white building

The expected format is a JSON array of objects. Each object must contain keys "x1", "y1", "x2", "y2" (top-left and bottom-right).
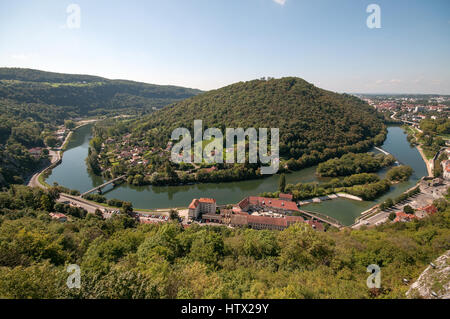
[{"x1": 188, "y1": 198, "x2": 217, "y2": 219}]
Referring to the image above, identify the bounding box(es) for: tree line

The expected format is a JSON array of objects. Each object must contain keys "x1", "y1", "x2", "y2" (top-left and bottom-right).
[{"x1": 0, "y1": 184, "x2": 448, "y2": 298}]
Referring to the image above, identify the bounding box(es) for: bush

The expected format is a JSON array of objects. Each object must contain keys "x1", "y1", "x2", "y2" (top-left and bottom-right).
[
  {"x1": 388, "y1": 212, "x2": 396, "y2": 221},
  {"x1": 107, "y1": 198, "x2": 124, "y2": 207},
  {"x1": 386, "y1": 165, "x2": 413, "y2": 182},
  {"x1": 83, "y1": 193, "x2": 107, "y2": 203}
]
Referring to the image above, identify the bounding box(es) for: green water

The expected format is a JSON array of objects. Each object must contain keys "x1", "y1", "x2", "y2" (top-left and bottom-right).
[{"x1": 46, "y1": 125, "x2": 427, "y2": 225}]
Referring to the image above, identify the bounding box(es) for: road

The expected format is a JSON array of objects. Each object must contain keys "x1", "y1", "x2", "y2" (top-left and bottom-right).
[
  {"x1": 27, "y1": 149, "x2": 60, "y2": 188},
  {"x1": 352, "y1": 210, "x2": 390, "y2": 229},
  {"x1": 353, "y1": 179, "x2": 449, "y2": 229},
  {"x1": 27, "y1": 121, "x2": 85, "y2": 188},
  {"x1": 59, "y1": 194, "x2": 103, "y2": 213}
]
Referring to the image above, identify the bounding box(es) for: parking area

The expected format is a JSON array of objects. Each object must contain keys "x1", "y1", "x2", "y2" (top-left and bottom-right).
[{"x1": 354, "y1": 180, "x2": 449, "y2": 229}]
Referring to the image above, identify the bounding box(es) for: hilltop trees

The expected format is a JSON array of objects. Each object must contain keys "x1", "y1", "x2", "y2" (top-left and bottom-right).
[
  {"x1": 95, "y1": 77, "x2": 387, "y2": 185},
  {"x1": 0, "y1": 68, "x2": 202, "y2": 116},
  {"x1": 317, "y1": 153, "x2": 395, "y2": 177}
]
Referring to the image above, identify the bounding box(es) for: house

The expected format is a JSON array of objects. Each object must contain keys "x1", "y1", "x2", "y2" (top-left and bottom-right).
[
  {"x1": 56, "y1": 129, "x2": 66, "y2": 137},
  {"x1": 105, "y1": 138, "x2": 115, "y2": 144},
  {"x1": 235, "y1": 196, "x2": 300, "y2": 214},
  {"x1": 279, "y1": 193, "x2": 293, "y2": 201},
  {"x1": 49, "y1": 213, "x2": 67, "y2": 222},
  {"x1": 204, "y1": 166, "x2": 218, "y2": 173},
  {"x1": 201, "y1": 213, "x2": 222, "y2": 223},
  {"x1": 306, "y1": 219, "x2": 325, "y2": 231},
  {"x1": 28, "y1": 147, "x2": 43, "y2": 159},
  {"x1": 229, "y1": 214, "x2": 310, "y2": 231},
  {"x1": 394, "y1": 211, "x2": 418, "y2": 223},
  {"x1": 415, "y1": 205, "x2": 438, "y2": 219},
  {"x1": 119, "y1": 151, "x2": 132, "y2": 159},
  {"x1": 188, "y1": 198, "x2": 217, "y2": 219}
]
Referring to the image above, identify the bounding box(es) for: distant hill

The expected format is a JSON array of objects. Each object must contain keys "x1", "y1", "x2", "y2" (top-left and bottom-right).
[
  {"x1": 0, "y1": 68, "x2": 202, "y2": 187},
  {"x1": 0, "y1": 68, "x2": 202, "y2": 116},
  {"x1": 123, "y1": 77, "x2": 386, "y2": 160}
]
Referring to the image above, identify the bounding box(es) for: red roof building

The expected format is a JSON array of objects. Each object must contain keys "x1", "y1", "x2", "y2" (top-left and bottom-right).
[
  {"x1": 229, "y1": 213, "x2": 323, "y2": 231},
  {"x1": 279, "y1": 193, "x2": 293, "y2": 201},
  {"x1": 419, "y1": 205, "x2": 438, "y2": 215},
  {"x1": 188, "y1": 198, "x2": 217, "y2": 219},
  {"x1": 237, "y1": 196, "x2": 300, "y2": 213},
  {"x1": 415, "y1": 205, "x2": 438, "y2": 219},
  {"x1": 394, "y1": 211, "x2": 418, "y2": 223}
]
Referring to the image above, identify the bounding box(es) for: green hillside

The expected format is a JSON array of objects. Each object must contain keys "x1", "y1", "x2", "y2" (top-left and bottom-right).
[
  {"x1": 123, "y1": 77, "x2": 386, "y2": 159},
  {"x1": 0, "y1": 68, "x2": 202, "y2": 116}
]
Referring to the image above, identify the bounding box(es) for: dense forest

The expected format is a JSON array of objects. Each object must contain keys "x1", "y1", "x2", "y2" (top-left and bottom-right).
[
  {"x1": 0, "y1": 185, "x2": 448, "y2": 299},
  {"x1": 0, "y1": 98, "x2": 54, "y2": 186},
  {"x1": 105, "y1": 77, "x2": 385, "y2": 158},
  {"x1": 93, "y1": 77, "x2": 387, "y2": 185},
  {"x1": 0, "y1": 68, "x2": 201, "y2": 187},
  {"x1": 0, "y1": 68, "x2": 202, "y2": 116}
]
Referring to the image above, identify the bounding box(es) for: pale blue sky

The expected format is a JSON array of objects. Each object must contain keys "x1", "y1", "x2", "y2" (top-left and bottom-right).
[{"x1": 0, "y1": 0, "x2": 449, "y2": 93}]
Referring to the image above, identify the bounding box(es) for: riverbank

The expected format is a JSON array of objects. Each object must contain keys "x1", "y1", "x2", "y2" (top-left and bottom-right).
[
  {"x1": 298, "y1": 193, "x2": 363, "y2": 206},
  {"x1": 27, "y1": 119, "x2": 99, "y2": 189},
  {"x1": 45, "y1": 125, "x2": 428, "y2": 226},
  {"x1": 417, "y1": 144, "x2": 434, "y2": 177},
  {"x1": 391, "y1": 114, "x2": 433, "y2": 176},
  {"x1": 350, "y1": 124, "x2": 435, "y2": 228}
]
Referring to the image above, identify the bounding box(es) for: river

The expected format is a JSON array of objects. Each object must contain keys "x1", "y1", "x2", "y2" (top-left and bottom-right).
[{"x1": 46, "y1": 125, "x2": 427, "y2": 225}]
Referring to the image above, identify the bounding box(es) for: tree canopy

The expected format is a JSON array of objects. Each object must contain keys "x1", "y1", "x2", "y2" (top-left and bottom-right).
[{"x1": 0, "y1": 185, "x2": 449, "y2": 299}]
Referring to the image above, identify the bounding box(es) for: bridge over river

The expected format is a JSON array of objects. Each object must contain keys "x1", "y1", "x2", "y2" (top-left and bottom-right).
[{"x1": 81, "y1": 175, "x2": 127, "y2": 197}]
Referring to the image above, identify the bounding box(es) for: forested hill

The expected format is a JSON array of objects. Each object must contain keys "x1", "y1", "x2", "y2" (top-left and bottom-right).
[
  {"x1": 0, "y1": 68, "x2": 201, "y2": 187},
  {"x1": 118, "y1": 77, "x2": 386, "y2": 160},
  {"x1": 0, "y1": 68, "x2": 202, "y2": 116}
]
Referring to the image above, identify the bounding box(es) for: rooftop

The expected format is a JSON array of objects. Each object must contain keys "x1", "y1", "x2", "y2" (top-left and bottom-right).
[{"x1": 239, "y1": 196, "x2": 299, "y2": 212}]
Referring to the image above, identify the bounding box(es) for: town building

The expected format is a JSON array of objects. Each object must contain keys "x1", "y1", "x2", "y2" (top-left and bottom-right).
[
  {"x1": 229, "y1": 213, "x2": 324, "y2": 231},
  {"x1": 234, "y1": 196, "x2": 300, "y2": 214},
  {"x1": 279, "y1": 193, "x2": 294, "y2": 201},
  {"x1": 415, "y1": 205, "x2": 438, "y2": 219},
  {"x1": 28, "y1": 147, "x2": 43, "y2": 159},
  {"x1": 188, "y1": 198, "x2": 217, "y2": 219},
  {"x1": 230, "y1": 214, "x2": 306, "y2": 231},
  {"x1": 394, "y1": 211, "x2": 418, "y2": 223},
  {"x1": 201, "y1": 213, "x2": 222, "y2": 224}
]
